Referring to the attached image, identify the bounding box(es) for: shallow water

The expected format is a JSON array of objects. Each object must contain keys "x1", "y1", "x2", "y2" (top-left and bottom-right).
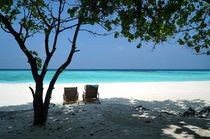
[{"x1": 0, "y1": 69, "x2": 210, "y2": 83}]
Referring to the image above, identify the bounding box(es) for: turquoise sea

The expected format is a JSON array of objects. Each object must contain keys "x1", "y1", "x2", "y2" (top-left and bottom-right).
[{"x1": 0, "y1": 69, "x2": 210, "y2": 83}]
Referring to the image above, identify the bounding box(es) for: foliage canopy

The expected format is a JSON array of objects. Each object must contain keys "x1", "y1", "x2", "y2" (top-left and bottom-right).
[{"x1": 1, "y1": 0, "x2": 209, "y2": 55}]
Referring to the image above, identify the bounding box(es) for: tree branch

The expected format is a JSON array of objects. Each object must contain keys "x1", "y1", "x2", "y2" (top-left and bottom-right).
[
  {"x1": 60, "y1": 17, "x2": 78, "y2": 24},
  {"x1": 59, "y1": 24, "x2": 78, "y2": 33},
  {"x1": 79, "y1": 29, "x2": 113, "y2": 36},
  {"x1": 29, "y1": 86, "x2": 35, "y2": 99},
  {"x1": 30, "y1": 0, "x2": 51, "y2": 28},
  {"x1": 0, "y1": 24, "x2": 10, "y2": 33},
  {"x1": 51, "y1": 0, "x2": 63, "y2": 54},
  {"x1": 44, "y1": 18, "x2": 82, "y2": 110},
  {"x1": 18, "y1": 22, "x2": 23, "y2": 35},
  {"x1": 44, "y1": 28, "x2": 52, "y2": 55},
  {"x1": 40, "y1": 27, "x2": 53, "y2": 78},
  {"x1": 0, "y1": 13, "x2": 39, "y2": 82},
  {"x1": 176, "y1": 24, "x2": 210, "y2": 33},
  {"x1": 40, "y1": 0, "x2": 63, "y2": 79},
  {"x1": 60, "y1": 0, "x2": 65, "y2": 13}
]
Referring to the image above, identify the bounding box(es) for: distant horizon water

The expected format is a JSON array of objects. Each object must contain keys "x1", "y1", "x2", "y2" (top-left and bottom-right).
[
  {"x1": 0, "y1": 69, "x2": 210, "y2": 83},
  {"x1": 0, "y1": 69, "x2": 210, "y2": 71}
]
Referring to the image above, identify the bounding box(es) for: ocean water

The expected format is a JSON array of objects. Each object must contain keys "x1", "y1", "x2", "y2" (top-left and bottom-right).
[{"x1": 0, "y1": 70, "x2": 210, "y2": 83}]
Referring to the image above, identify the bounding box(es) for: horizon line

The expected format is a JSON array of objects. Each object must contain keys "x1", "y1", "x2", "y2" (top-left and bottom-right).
[{"x1": 0, "y1": 68, "x2": 210, "y2": 71}]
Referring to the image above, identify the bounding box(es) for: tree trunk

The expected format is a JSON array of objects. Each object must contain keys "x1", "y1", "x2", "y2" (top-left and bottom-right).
[
  {"x1": 31, "y1": 16, "x2": 81, "y2": 126},
  {"x1": 32, "y1": 81, "x2": 54, "y2": 125},
  {"x1": 33, "y1": 82, "x2": 46, "y2": 125}
]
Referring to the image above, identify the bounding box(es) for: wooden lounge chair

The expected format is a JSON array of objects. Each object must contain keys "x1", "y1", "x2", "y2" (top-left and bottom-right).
[
  {"x1": 83, "y1": 85, "x2": 100, "y2": 104},
  {"x1": 63, "y1": 87, "x2": 79, "y2": 105}
]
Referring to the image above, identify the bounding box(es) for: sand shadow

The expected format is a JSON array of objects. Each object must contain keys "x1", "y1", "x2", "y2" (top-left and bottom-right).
[
  {"x1": 101, "y1": 98, "x2": 210, "y2": 139},
  {"x1": 0, "y1": 98, "x2": 209, "y2": 139}
]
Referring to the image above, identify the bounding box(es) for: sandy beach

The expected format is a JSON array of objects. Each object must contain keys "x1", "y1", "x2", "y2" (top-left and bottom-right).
[{"x1": 0, "y1": 81, "x2": 210, "y2": 138}]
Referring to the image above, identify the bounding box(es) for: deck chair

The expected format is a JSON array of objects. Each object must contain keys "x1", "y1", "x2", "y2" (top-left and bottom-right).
[
  {"x1": 63, "y1": 87, "x2": 79, "y2": 105},
  {"x1": 83, "y1": 85, "x2": 100, "y2": 104}
]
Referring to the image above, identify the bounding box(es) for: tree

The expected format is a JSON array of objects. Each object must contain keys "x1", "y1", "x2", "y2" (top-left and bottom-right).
[
  {"x1": 0, "y1": 0, "x2": 120, "y2": 126},
  {"x1": 0, "y1": 0, "x2": 209, "y2": 126},
  {"x1": 114, "y1": 0, "x2": 209, "y2": 54}
]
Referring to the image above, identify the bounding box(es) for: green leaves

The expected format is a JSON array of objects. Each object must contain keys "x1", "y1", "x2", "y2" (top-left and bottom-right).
[
  {"x1": 114, "y1": 0, "x2": 210, "y2": 55},
  {"x1": 114, "y1": 32, "x2": 119, "y2": 38},
  {"x1": 136, "y1": 44, "x2": 142, "y2": 48},
  {"x1": 194, "y1": 46, "x2": 200, "y2": 53},
  {"x1": 29, "y1": 51, "x2": 42, "y2": 69},
  {"x1": 122, "y1": 0, "x2": 132, "y2": 5},
  {"x1": 78, "y1": 0, "x2": 119, "y2": 29},
  {"x1": 36, "y1": 58, "x2": 42, "y2": 69},
  {"x1": 178, "y1": 39, "x2": 185, "y2": 45},
  {"x1": 29, "y1": 50, "x2": 38, "y2": 56},
  {"x1": 104, "y1": 21, "x2": 112, "y2": 31},
  {"x1": 67, "y1": 7, "x2": 79, "y2": 18},
  {"x1": 0, "y1": 0, "x2": 13, "y2": 9},
  {"x1": 1, "y1": 0, "x2": 209, "y2": 55}
]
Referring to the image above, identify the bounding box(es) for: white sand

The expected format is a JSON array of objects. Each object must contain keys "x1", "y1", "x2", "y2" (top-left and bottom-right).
[
  {"x1": 0, "y1": 81, "x2": 210, "y2": 139},
  {"x1": 0, "y1": 81, "x2": 210, "y2": 107}
]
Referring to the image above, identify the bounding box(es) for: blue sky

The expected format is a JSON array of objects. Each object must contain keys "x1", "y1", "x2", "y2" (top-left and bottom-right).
[{"x1": 0, "y1": 27, "x2": 210, "y2": 69}]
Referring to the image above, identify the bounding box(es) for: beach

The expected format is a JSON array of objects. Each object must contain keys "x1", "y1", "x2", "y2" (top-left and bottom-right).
[
  {"x1": 1, "y1": 81, "x2": 210, "y2": 107},
  {"x1": 0, "y1": 81, "x2": 210, "y2": 138}
]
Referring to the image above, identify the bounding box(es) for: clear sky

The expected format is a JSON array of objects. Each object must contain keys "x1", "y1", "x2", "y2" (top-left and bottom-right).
[{"x1": 0, "y1": 26, "x2": 210, "y2": 70}]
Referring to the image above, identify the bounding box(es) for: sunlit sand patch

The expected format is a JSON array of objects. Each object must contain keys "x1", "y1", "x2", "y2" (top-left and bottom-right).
[
  {"x1": 183, "y1": 125, "x2": 210, "y2": 138},
  {"x1": 162, "y1": 125, "x2": 194, "y2": 139},
  {"x1": 162, "y1": 124, "x2": 210, "y2": 139}
]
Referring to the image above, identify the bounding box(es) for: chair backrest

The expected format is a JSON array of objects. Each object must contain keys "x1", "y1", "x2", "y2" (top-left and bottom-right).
[
  {"x1": 64, "y1": 87, "x2": 78, "y2": 98},
  {"x1": 85, "y1": 85, "x2": 98, "y2": 98}
]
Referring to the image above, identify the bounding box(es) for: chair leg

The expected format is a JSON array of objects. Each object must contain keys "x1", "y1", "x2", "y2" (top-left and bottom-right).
[{"x1": 82, "y1": 94, "x2": 86, "y2": 104}]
